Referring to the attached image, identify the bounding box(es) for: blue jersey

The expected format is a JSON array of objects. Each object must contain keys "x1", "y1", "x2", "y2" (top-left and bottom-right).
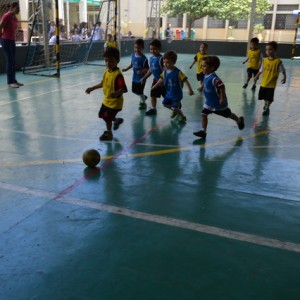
[
  {"x1": 161, "y1": 67, "x2": 187, "y2": 101},
  {"x1": 204, "y1": 72, "x2": 228, "y2": 110},
  {"x1": 149, "y1": 54, "x2": 163, "y2": 80},
  {"x1": 131, "y1": 53, "x2": 148, "y2": 83}
]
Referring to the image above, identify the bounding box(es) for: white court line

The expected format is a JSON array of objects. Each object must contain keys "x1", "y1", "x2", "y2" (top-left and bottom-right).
[{"x1": 1, "y1": 181, "x2": 300, "y2": 253}]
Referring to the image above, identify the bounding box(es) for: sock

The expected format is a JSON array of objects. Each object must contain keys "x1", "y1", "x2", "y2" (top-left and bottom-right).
[{"x1": 139, "y1": 95, "x2": 146, "y2": 102}]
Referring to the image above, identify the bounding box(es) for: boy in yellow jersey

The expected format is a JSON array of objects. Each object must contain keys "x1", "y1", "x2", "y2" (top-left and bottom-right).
[
  {"x1": 104, "y1": 34, "x2": 116, "y2": 51},
  {"x1": 189, "y1": 43, "x2": 208, "y2": 91},
  {"x1": 254, "y1": 41, "x2": 286, "y2": 116},
  {"x1": 85, "y1": 47, "x2": 127, "y2": 141},
  {"x1": 242, "y1": 37, "x2": 262, "y2": 91}
]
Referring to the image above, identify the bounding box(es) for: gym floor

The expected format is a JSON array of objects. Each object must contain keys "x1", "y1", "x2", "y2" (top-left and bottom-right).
[{"x1": 0, "y1": 54, "x2": 300, "y2": 300}]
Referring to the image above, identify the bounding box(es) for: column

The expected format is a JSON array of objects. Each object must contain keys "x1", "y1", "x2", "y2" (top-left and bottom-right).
[{"x1": 79, "y1": 0, "x2": 88, "y2": 23}]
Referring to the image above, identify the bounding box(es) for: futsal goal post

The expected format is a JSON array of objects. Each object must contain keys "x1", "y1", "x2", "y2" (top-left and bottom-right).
[{"x1": 22, "y1": 0, "x2": 119, "y2": 77}]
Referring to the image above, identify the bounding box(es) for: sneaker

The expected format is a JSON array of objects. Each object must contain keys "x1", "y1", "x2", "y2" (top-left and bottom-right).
[
  {"x1": 251, "y1": 84, "x2": 256, "y2": 91},
  {"x1": 177, "y1": 116, "x2": 187, "y2": 124},
  {"x1": 99, "y1": 131, "x2": 113, "y2": 141},
  {"x1": 238, "y1": 116, "x2": 245, "y2": 130},
  {"x1": 193, "y1": 130, "x2": 207, "y2": 139},
  {"x1": 16, "y1": 82, "x2": 24, "y2": 86},
  {"x1": 262, "y1": 108, "x2": 270, "y2": 116},
  {"x1": 113, "y1": 118, "x2": 124, "y2": 130},
  {"x1": 243, "y1": 83, "x2": 248, "y2": 89},
  {"x1": 145, "y1": 108, "x2": 157, "y2": 115},
  {"x1": 170, "y1": 110, "x2": 178, "y2": 119},
  {"x1": 8, "y1": 83, "x2": 19, "y2": 88},
  {"x1": 139, "y1": 102, "x2": 147, "y2": 110}
]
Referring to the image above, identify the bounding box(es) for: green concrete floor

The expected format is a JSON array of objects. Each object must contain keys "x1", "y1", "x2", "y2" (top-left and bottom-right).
[{"x1": 0, "y1": 54, "x2": 300, "y2": 300}]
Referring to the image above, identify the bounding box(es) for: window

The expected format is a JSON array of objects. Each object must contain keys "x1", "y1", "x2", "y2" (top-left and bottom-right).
[
  {"x1": 229, "y1": 19, "x2": 248, "y2": 29},
  {"x1": 168, "y1": 15, "x2": 183, "y2": 27},
  {"x1": 193, "y1": 18, "x2": 204, "y2": 28},
  {"x1": 277, "y1": 5, "x2": 299, "y2": 12},
  {"x1": 275, "y1": 14, "x2": 297, "y2": 30},
  {"x1": 207, "y1": 17, "x2": 225, "y2": 28}
]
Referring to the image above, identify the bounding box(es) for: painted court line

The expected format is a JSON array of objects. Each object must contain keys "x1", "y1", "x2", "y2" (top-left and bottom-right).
[{"x1": 0, "y1": 181, "x2": 300, "y2": 254}]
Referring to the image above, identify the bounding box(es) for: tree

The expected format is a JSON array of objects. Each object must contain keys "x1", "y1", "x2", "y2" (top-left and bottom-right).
[
  {"x1": 161, "y1": 0, "x2": 217, "y2": 38},
  {"x1": 161, "y1": 0, "x2": 270, "y2": 38}
]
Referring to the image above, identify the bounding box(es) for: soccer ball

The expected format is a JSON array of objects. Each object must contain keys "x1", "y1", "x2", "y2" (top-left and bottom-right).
[{"x1": 82, "y1": 149, "x2": 101, "y2": 168}]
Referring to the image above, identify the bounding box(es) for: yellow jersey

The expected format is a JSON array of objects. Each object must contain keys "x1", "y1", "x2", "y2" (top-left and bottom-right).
[
  {"x1": 102, "y1": 68, "x2": 127, "y2": 109},
  {"x1": 247, "y1": 49, "x2": 261, "y2": 70},
  {"x1": 195, "y1": 52, "x2": 208, "y2": 74},
  {"x1": 260, "y1": 58, "x2": 283, "y2": 88}
]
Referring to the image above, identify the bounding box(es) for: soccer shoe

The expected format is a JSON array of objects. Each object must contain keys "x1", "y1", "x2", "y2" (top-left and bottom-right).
[
  {"x1": 262, "y1": 108, "x2": 270, "y2": 116},
  {"x1": 193, "y1": 130, "x2": 207, "y2": 139},
  {"x1": 251, "y1": 84, "x2": 256, "y2": 91},
  {"x1": 243, "y1": 83, "x2": 248, "y2": 88},
  {"x1": 8, "y1": 83, "x2": 19, "y2": 88},
  {"x1": 177, "y1": 116, "x2": 187, "y2": 124},
  {"x1": 170, "y1": 110, "x2": 178, "y2": 119},
  {"x1": 238, "y1": 116, "x2": 245, "y2": 130},
  {"x1": 99, "y1": 131, "x2": 113, "y2": 141},
  {"x1": 139, "y1": 102, "x2": 147, "y2": 110},
  {"x1": 145, "y1": 108, "x2": 157, "y2": 115},
  {"x1": 113, "y1": 118, "x2": 124, "y2": 130},
  {"x1": 16, "y1": 82, "x2": 24, "y2": 86}
]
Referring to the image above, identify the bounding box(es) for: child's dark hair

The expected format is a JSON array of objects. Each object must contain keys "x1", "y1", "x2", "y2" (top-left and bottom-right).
[
  {"x1": 163, "y1": 51, "x2": 177, "y2": 63},
  {"x1": 135, "y1": 38, "x2": 145, "y2": 49},
  {"x1": 267, "y1": 41, "x2": 278, "y2": 51},
  {"x1": 201, "y1": 42, "x2": 208, "y2": 49},
  {"x1": 250, "y1": 37, "x2": 259, "y2": 44},
  {"x1": 104, "y1": 47, "x2": 120, "y2": 63},
  {"x1": 150, "y1": 39, "x2": 162, "y2": 50},
  {"x1": 202, "y1": 56, "x2": 220, "y2": 71}
]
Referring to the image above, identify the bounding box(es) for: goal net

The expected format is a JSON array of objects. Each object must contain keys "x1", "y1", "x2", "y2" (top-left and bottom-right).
[{"x1": 22, "y1": 0, "x2": 117, "y2": 77}]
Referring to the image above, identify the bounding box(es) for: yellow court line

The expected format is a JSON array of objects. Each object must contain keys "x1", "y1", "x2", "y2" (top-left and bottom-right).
[{"x1": 1, "y1": 117, "x2": 299, "y2": 167}]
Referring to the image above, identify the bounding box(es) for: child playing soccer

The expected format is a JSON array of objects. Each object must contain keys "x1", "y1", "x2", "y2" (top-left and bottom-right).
[
  {"x1": 253, "y1": 41, "x2": 286, "y2": 116},
  {"x1": 193, "y1": 56, "x2": 245, "y2": 139},
  {"x1": 189, "y1": 42, "x2": 208, "y2": 91},
  {"x1": 104, "y1": 34, "x2": 116, "y2": 51},
  {"x1": 152, "y1": 51, "x2": 194, "y2": 124},
  {"x1": 122, "y1": 38, "x2": 149, "y2": 109},
  {"x1": 85, "y1": 47, "x2": 127, "y2": 141},
  {"x1": 242, "y1": 37, "x2": 262, "y2": 90},
  {"x1": 141, "y1": 39, "x2": 164, "y2": 116}
]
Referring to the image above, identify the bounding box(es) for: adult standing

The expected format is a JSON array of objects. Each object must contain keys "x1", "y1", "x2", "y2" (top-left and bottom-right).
[{"x1": 0, "y1": 2, "x2": 23, "y2": 88}]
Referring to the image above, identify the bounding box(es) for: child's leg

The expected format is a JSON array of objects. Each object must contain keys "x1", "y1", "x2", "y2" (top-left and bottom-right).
[
  {"x1": 193, "y1": 114, "x2": 208, "y2": 138},
  {"x1": 151, "y1": 96, "x2": 157, "y2": 109},
  {"x1": 99, "y1": 119, "x2": 113, "y2": 141},
  {"x1": 229, "y1": 113, "x2": 245, "y2": 130}
]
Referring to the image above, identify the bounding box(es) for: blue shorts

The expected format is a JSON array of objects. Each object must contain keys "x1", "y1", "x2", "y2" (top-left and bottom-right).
[{"x1": 162, "y1": 97, "x2": 182, "y2": 109}]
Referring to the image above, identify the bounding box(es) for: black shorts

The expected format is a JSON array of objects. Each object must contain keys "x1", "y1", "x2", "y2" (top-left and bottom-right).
[
  {"x1": 132, "y1": 81, "x2": 145, "y2": 95},
  {"x1": 247, "y1": 68, "x2": 259, "y2": 78},
  {"x1": 202, "y1": 107, "x2": 232, "y2": 118},
  {"x1": 150, "y1": 79, "x2": 166, "y2": 98},
  {"x1": 98, "y1": 104, "x2": 121, "y2": 122},
  {"x1": 258, "y1": 87, "x2": 275, "y2": 103},
  {"x1": 196, "y1": 72, "x2": 205, "y2": 82}
]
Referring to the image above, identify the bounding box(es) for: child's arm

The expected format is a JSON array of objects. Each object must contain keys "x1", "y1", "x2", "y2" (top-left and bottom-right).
[
  {"x1": 151, "y1": 78, "x2": 163, "y2": 90},
  {"x1": 189, "y1": 60, "x2": 196, "y2": 69},
  {"x1": 85, "y1": 82, "x2": 103, "y2": 94},
  {"x1": 110, "y1": 88, "x2": 124, "y2": 98},
  {"x1": 141, "y1": 68, "x2": 152, "y2": 85},
  {"x1": 280, "y1": 62, "x2": 286, "y2": 84},
  {"x1": 242, "y1": 57, "x2": 249, "y2": 64},
  {"x1": 122, "y1": 64, "x2": 132, "y2": 72},
  {"x1": 219, "y1": 86, "x2": 226, "y2": 105},
  {"x1": 184, "y1": 79, "x2": 194, "y2": 96}
]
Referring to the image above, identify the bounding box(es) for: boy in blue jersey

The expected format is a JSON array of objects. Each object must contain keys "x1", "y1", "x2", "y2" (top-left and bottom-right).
[
  {"x1": 152, "y1": 51, "x2": 194, "y2": 124},
  {"x1": 122, "y1": 38, "x2": 149, "y2": 109},
  {"x1": 193, "y1": 56, "x2": 245, "y2": 139},
  {"x1": 141, "y1": 39, "x2": 165, "y2": 115}
]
